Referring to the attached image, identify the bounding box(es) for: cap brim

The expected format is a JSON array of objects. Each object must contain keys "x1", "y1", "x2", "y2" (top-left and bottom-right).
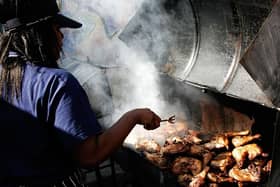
[{"x1": 54, "y1": 14, "x2": 82, "y2": 28}]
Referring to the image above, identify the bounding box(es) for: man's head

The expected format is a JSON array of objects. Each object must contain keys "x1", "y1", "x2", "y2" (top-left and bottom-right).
[
  {"x1": 0, "y1": 0, "x2": 82, "y2": 32},
  {"x1": 0, "y1": 0, "x2": 83, "y2": 100},
  {"x1": 0, "y1": 0, "x2": 82, "y2": 65}
]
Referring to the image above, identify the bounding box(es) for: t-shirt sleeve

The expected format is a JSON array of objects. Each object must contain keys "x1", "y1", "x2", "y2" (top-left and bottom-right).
[{"x1": 49, "y1": 72, "x2": 103, "y2": 153}]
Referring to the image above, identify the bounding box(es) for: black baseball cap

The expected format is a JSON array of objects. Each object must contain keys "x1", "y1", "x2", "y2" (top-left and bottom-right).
[{"x1": 0, "y1": 0, "x2": 82, "y2": 32}]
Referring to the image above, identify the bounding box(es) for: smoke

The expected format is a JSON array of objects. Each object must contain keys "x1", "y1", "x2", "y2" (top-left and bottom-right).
[{"x1": 59, "y1": 0, "x2": 195, "y2": 144}]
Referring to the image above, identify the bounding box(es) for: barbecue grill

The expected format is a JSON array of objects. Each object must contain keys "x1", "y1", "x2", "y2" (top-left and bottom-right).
[
  {"x1": 113, "y1": 0, "x2": 280, "y2": 186},
  {"x1": 58, "y1": 0, "x2": 280, "y2": 186}
]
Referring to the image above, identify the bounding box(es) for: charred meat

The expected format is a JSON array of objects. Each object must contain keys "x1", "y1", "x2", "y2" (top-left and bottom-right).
[
  {"x1": 232, "y1": 134, "x2": 261, "y2": 147},
  {"x1": 139, "y1": 129, "x2": 270, "y2": 187},
  {"x1": 263, "y1": 160, "x2": 272, "y2": 173},
  {"x1": 177, "y1": 174, "x2": 193, "y2": 187},
  {"x1": 136, "y1": 139, "x2": 161, "y2": 153},
  {"x1": 225, "y1": 130, "x2": 250, "y2": 137},
  {"x1": 204, "y1": 134, "x2": 229, "y2": 150},
  {"x1": 172, "y1": 156, "x2": 203, "y2": 175},
  {"x1": 165, "y1": 136, "x2": 185, "y2": 145},
  {"x1": 189, "y1": 166, "x2": 210, "y2": 187},
  {"x1": 161, "y1": 142, "x2": 190, "y2": 155},
  {"x1": 210, "y1": 152, "x2": 235, "y2": 172},
  {"x1": 232, "y1": 143, "x2": 262, "y2": 168},
  {"x1": 207, "y1": 172, "x2": 235, "y2": 183},
  {"x1": 229, "y1": 164, "x2": 262, "y2": 182},
  {"x1": 183, "y1": 130, "x2": 203, "y2": 144},
  {"x1": 143, "y1": 152, "x2": 169, "y2": 169}
]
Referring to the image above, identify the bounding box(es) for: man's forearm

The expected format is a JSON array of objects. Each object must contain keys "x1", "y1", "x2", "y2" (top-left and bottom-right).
[{"x1": 76, "y1": 110, "x2": 139, "y2": 167}]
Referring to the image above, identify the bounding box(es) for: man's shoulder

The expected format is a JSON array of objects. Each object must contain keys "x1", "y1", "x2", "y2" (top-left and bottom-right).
[{"x1": 26, "y1": 64, "x2": 76, "y2": 83}]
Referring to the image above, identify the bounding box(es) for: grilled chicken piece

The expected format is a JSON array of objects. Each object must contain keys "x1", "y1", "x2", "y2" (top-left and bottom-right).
[
  {"x1": 232, "y1": 143, "x2": 262, "y2": 168},
  {"x1": 183, "y1": 130, "x2": 203, "y2": 144},
  {"x1": 161, "y1": 142, "x2": 190, "y2": 155},
  {"x1": 188, "y1": 144, "x2": 213, "y2": 167},
  {"x1": 207, "y1": 172, "x2": 234, "y2": 183},
  {"x1": 165, "y1": 136, "x2": 184, "y2": 145},
  {"x1": 204, "y1": 134, "x2": 229, "y2": 150},
  {"x1": 202, "y1": 152, "x2": 214, "y2": 167},
  {"x1": 252, "y1": 157, "x2": 268, "y2": 167},
  {"x1": 172, "y1": 156, "x2": 203, "y2": 175},
  {"x1": 263, "y1": 160, "x2": 272, "y2": 173},
  {"x1": 189, "y1": 166, "x2": 210, "y2": 187},
  {"x1": 143, "y1": 152, "x2": 169, "y2": 169},
  {"x1": 232, "y1": 134, "x2": 261, "y2": 147},
  {"x1": 183, "y1": 134, "x2": 203, "y2": 144},
  {"x1": 229, "y1": 164, "x2": 262, "y2": 182},
  {"x1": 177, "y1": 174, "x2": 193, "y2": 187},
  {"x1": 135, "y1": 139, "x2": 161, "y2": 153},
  {"x1": 210, "y1": 152, "x2": 235, "y2": 172},
  {"x1": 225, "y1": 130, "x2": 250, "y2": 137},
  {"x1": 208, "y1": 183, "x2": 219, "y2": 187},
  {"x1": 189, "y1": 144, "x2": 208, "y2": 155}
]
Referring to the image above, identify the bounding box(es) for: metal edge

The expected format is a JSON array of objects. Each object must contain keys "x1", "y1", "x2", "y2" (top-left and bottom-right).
[{"x1": 182, "y1": 0, "x2": 201, "y2": 79}]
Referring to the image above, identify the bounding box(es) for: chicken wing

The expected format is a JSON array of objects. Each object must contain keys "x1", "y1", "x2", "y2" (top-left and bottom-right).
[
  {"x1": 204, "y1": 134, "x2": 229, "y2": 150},
  {"x1": 210, "y1": 152, "x2": 235, "y2": 172},
  {"x1": 172, "y1": 156, "x2": 203, "y2": 175},
  {"x1": 229, "y1": 164, "x2": 262, "y2": 182},
  {"x1": 225, "y1": 130, "x2": 250, "y2": 137},
  {"x1": 232, "y1": 143, "x2": 262, "y2": 168},
  {"x1": 263, "y1": 160, "x2": 272, "y2": 173},
  {"x1": 143, "y1": 152, "x2": 169, "y2": 169},
  {"x1": 207, "y1": 172, "x2": 234, "y2": 183},
  {"x1": 136, "y1": 139, "x2": 161, "y2": 153},
  {"x1": 161, "y1": 142, "x2": 190, "y2": 155},
  {"x1": 232, "y1": 134, "x2": 261, "y2": 147},
  {"x1": 189, "y1": 166, "x2": 210, "y2": 187}
]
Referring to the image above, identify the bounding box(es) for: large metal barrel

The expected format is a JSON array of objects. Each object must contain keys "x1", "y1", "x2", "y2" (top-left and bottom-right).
[{"x1": 119, "y1": 0, "x2": 275, "y2": 109}]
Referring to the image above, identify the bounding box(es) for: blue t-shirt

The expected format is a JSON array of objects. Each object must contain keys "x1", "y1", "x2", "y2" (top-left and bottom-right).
[{"x1": 0, "y1": 63, "x2": 102, "y2": 184}]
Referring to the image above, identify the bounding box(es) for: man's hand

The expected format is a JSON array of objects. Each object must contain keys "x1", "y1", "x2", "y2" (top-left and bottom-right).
[{"x1": 131, "y1": 108, "x2": 161, "y2": 130}]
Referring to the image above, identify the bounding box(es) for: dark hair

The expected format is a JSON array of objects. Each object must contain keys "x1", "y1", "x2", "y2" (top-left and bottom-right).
[{"x1": 0, "y1": 21, "x2": 61, "y2": 101}]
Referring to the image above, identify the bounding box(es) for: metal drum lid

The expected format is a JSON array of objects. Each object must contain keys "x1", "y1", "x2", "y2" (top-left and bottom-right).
[{"x1": 119, "y1": 0, "x2": 275, "y2": 109}]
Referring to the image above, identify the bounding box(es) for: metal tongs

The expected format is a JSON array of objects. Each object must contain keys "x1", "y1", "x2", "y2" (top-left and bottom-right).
[{"x1": 160, "y1": 115, "x2": 176, "y2": 124}]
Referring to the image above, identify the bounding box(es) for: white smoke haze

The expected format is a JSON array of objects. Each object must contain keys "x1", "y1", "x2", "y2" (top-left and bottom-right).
[{"x1": 60, "y1": 0, "x2": 192, "y2": 145}]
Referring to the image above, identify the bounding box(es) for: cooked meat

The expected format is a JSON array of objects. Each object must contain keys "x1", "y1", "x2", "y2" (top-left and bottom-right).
[
  {"x1": 177, "y1": 173, "x2": 193, "y2": 187},
  {"x1": 172, "y1": 156, "x2": 203, "y2": 175},
  {"x1": 143, "y1": 152, "x2": 169, "y2": 169},
  {"x1": 202, "y1": 152, "x2": 214, "y2": 167},
  {"x1": 135, "y1": 139, "x2": 161, "y2": 153},
  {"x1": 161, "y1": 142, "x2": 190, "y2": 155},
  {"x1": 189, "y1": 144, "x2": 207, "y2": 155},
  {"x1": 208, "y1": 183, "x2": 219, "y2": 187},
  {"x1": 263, "y1": 160, "x2": 272, "y2": 173},
  {"x1": 165, "y1": 136, "x2": 184, "y2": 145},
  {"x1": 183, "y1": 130, "x2": 203, "y2": 144},
  {"x1": 207, "y1": 172, "x2": 234, "y2": 183},
  {"x1": 225, "y1": 130, "x2": 250, "y2": 137},
  {"x1": 252, "y1": 157, "x2": 268, "y2": 167},
  {"x1": 189, "y1": 166, "x2": 210, "y2": 187},
  {"x1": 232, "y1": 143, "x2": 262, "y2": 168},
  {"x1": 232, "y1": 134, "x2": 261, "y2": 147},
  {"x1": 204, "y1": 134, "x2": 229, "y2": 150},
  {"x1": 183, "y1": 134, "x2": 203, "y2": 144},
  {"x1": 229, "y1": 164, "x2": 262, "y2": 182},
  {"x1": 210, "y1": 152, "x2": 235, "y2": 172}
]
